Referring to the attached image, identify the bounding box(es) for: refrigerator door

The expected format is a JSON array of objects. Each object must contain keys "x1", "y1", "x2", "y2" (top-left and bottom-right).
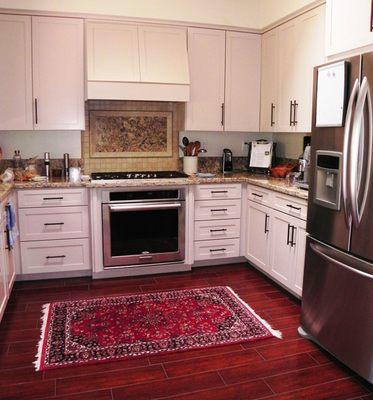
[
  {"x1": 307, "y1": 56, "x2": 361, "y2": 251},
  {"x1": 301, "y1": 236, "x2": 373, "y2": 383},
  {"x1": 350, "y1": 52, "x2": 373, "y2": 262}
]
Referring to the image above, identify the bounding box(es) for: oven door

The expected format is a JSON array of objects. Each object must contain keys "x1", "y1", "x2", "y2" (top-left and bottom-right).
[{"x1": 102, "y1": 201, "x2": 185, "y2": 267}]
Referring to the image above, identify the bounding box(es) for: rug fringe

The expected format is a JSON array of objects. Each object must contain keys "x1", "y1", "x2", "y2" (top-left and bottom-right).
[
  {"x1": 33, "y1": 303, "x2": 50, "y2": 371},
  {"x1": 226, "y1": 286, "x2": 282, "y2": 339}
]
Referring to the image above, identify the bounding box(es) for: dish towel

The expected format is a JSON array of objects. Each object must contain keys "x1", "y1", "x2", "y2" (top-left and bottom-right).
[{"x1": 6, "y1": 201, "x2": 18, "y2": 249}]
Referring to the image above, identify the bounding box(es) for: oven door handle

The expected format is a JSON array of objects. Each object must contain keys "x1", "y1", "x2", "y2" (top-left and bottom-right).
[{"x1": 109, "y1": 202, "x2": 182, "y2": 212}]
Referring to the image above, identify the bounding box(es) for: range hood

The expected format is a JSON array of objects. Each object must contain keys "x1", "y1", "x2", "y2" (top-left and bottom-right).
[{"x1": 86, "y1": 21, "x2": 190, "y2": 102}]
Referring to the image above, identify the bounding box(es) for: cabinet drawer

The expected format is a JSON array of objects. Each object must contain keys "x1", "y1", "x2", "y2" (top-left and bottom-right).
[
  {"x1": 194, "y1": 238, "x2": 240, "y2": 261},
  {"x1": 247, "y1": 185, "x2": 271, "y2": 205},
  {"x1": 19, "y1": 206, "x2": 89, "y2": 241},
  {"x1": 273, "y1": 194, "x2": 307, "y2": 220},
  {"x1": 195, "y1": 184, "x2": 242, "y2": 200},
  {"x1": 18, "y1": 188, "x2": 88, "y2": 208},
  {"x1": 194, "y1": 219, "x2": 240, "y2": 241},
  {"x1": 20, "y1": 238, "x2": 90, "y2": 274},
  {"x1": 194, "y1": 199, "x2": 241, "y2": 221}
]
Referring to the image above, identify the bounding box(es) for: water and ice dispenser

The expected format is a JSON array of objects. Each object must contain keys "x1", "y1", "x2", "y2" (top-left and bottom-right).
[{"x1": 314, "y1": 150, "x2": 342, "y2": 210}]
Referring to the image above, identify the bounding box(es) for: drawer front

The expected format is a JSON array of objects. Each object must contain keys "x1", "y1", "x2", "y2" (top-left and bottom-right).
[
  {"x1": 273, "y1": 194, "x2": 307, "y2": 220},
  {"x1": 194, "y1": 238, "x2": 240, "y2": 261},
  {"x1": 247, "y1": 185, "x2": 271, "y2": 205},
  {"x1": 18, "y1": 188, "x2": 88, "y2": 208},
  {"x1": 21, "y1": 238, "x2": 91, "y2": 274},
  {"x1": 194, "y1": 199, "x2": 241, "y2": 221},
  {"x1": 194, "y1": 219, "x2": 240, "y2": 241},
  {"x1": 19, "y1": 206, "x2": 89, "y2": 241},
  {"x1": 195, "y1": 184, "x2": 242, "y2": 200}
]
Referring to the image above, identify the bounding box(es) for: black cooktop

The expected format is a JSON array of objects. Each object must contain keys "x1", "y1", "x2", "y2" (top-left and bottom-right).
[{"x1": 91, "y1": 171, "x2": 189, "y2": 180}]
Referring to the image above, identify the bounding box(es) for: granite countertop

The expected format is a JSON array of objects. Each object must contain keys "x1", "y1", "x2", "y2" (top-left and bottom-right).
[{"x1": 12, "y1": 173, "x2": 308, "y2": 200}]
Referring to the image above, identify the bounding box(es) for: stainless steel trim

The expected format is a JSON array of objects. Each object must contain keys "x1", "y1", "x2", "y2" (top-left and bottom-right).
[
  {"x1": 350, "y1": 76, "x2": 373, "y2": 227},
  {"x1": 310, "y1": 241, "x2": 373, "y2": 279},
  {"x1": 109, "y1": 202, "x2": 182, "y2": 212},
  {"x1": 342, "y1": 78, "x2": 360, "y2": 226}
]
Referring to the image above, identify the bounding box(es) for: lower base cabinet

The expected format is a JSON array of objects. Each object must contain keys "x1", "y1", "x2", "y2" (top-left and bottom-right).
[{"x1": 246, "y1": 197, "x2": 307, "y2": 297}]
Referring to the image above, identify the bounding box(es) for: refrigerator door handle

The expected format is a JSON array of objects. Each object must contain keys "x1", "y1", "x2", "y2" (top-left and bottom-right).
[
  {"x1": 310, "y1": 241, "x2": 373, "y2": 279},
  {"x1": 349, "y1": 76, "x2": 373, "y2": 227},
  {"x1": 342, "y1": 78, "x2": 360, "y2": 227}
]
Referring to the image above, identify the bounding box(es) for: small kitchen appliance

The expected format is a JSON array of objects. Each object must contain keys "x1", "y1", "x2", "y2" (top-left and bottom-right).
[
  {"x1": 222, "y1": 149, "x2": 233, "y2": 173},
  {"x1": 246, "y1": 140, "x2": 276, "y2": 174}
]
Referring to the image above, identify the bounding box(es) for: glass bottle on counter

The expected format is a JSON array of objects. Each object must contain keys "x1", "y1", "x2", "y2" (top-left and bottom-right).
[{"x1": 13, "y1": 150, "x2": 23, "y2": 181}]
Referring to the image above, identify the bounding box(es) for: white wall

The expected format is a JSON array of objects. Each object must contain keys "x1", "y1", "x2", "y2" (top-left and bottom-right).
[
  {"x1": 0, "y1": 131, "x2": 81, "y2": 159},
  {"x1": 260, "y1": 0, "x2": 318, "y2": 28},
  {"x1": 0, "y1": 0, "x2": 263, "y2": 29},
  {"x1": 180, "y1": 131, "x2": 273, "y2": 157},
  {"x1": 0, "y1": 0, "x2": 318, "y2": 29}
]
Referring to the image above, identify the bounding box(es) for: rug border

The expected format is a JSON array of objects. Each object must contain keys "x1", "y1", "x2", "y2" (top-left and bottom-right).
[
  {"x1": 34, "y1": 285, "x2": 282, "y2": 371},
  {"x1": 226, "y1": 286, "x2": 282, "y2": 339},
  {"x1": 34, "y1": 302, "x2": 51, "y2": 372}
]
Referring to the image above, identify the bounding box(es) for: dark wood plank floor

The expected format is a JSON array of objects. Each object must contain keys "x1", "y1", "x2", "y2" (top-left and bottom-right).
[{"x1": 0, "y1": 263, "x2": 372, "y2": 400}]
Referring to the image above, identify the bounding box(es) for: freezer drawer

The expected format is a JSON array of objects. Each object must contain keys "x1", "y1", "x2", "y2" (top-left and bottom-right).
[{"x1": 301, "y1": 236, "x2": 373, "y2": 383}]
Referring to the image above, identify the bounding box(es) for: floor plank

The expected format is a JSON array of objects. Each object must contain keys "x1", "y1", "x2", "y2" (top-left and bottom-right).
[{"x1": 0, "y1": 262, "x2": 371, "y2": 400}]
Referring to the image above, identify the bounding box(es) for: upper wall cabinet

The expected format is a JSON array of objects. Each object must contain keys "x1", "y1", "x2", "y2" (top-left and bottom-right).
[
  {"x1": 0, "y1": 15, "x2": 84, "y2": 131},
  {"x1": 86, "y1": 22, "x2": 140, "y2": 82},
  {"x1": 186, "y1": 28, "x2": 225, "y2": 131},
  {"x1": 0, "y1": 15, "x2": 33, "y2": 130},
  {"x1": 225, "y1": 32, "x2": 261, "y2": 131},
  {"x1": 32, "y1": 17, "x2": 84, "y2": 130},
  {"x1": 186, "y1": 28, "x2": 261, "y2": 132},
  {"x1": 260, "y1": 5, "x2": 325, "y2": 133},
  {"x1": 86, "y1": 21, "x2": 190, "y2": 101},
  {"x1": 326, "y1": 0, "x2": 373, "y2": 57}
]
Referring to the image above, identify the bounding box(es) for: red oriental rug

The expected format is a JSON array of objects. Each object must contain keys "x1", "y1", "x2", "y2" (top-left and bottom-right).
[{"x1": 34, "y1": 286, "x2": 281, "y2": 371}]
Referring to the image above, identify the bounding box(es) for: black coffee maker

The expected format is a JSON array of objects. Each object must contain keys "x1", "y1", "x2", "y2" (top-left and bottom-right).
[{"x1": 222, "y1": 148, "x2": 233, "y2": 173}]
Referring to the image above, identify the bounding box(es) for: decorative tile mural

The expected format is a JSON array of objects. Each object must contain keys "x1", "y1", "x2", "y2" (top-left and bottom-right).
[
  {"x1": 89, "y1": 111, "x2": 173, "y2": 158},
  {"x1": 82, "y1": 101, "x2": 185, "y2": 174}
]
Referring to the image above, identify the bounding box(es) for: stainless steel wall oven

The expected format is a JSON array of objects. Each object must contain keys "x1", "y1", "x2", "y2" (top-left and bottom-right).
[{"x1": 102, "y1": 189, "x2": 185, "y2": 268}]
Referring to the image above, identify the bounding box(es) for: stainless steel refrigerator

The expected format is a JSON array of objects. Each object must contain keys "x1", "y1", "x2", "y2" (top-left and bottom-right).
[{"x1": 300, "y1": 52, "x2": 373, "y2": 384}]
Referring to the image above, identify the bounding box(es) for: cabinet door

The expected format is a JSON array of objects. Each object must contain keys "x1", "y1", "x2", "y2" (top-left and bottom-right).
[
  {"x1": 0, "y1": 220, "x2": 7, "y2": 320},
  {"x1": 32, "y1": 17, "x2": 84, "y2": 130},
  {"x1": 277, "y1": 19, "x2": 297, "y2": 132},
  {"x1": 186, "y1": 28, "x2": 225, "y2": 131},
  {"x1": 246, "y1": 201, "x2": 271, "y2": 273},
  {"x1": 292, "y1": 219, "x2": 307, "y2": 297},
  {"x1": 269, "y1": 210, "x2": 295, "y2": 287},
  {"x1": 86, "y1": 21, "x2": 140, "y2": 82},
  {"x1": 326, "y1": 0, "x2": 373, "y2": 56},
  {"x1": 138, "y1": 25, "x2": 189, "y2": 84},
  {"x1": 225, "y1": 32, "x2": 261, "y2": 132},
  {"x1": 0, "y1": 14, "x2": 33, "y2": 130},
  {"x1": 293, "y1": 6, "x2": 325, "y2": 132},
  {"x1": 260, "y1": 29, "x2": 278, "y2": 132}
]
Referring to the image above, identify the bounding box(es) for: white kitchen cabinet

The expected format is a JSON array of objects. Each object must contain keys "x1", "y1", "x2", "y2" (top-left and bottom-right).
[
  {"x1": 245, "y1": 183, "x2": 307, "y2": 297},
  {"x1": 246, "y1": 200, "x2": 270, "y2": 273},
  {"x1": 139, "y1": 25, "x2": 189, "y2": 84},
  {"x1": 32, "y1": 17, "x2": 84, "y2": 130},
  {"x1": 86, "y1": 21, "x2": 189, "y2": 101},
  {"x1": 186, "y1": 28, "x2": 261, "y2": 132},
  {"x1": 0, "y1": 14, "x2": 33, "y2": 130},
  {"x1": 326, "y1": 0, "x2": 373, "y2": 57},
  {"x1": 260, "y1": 29, "x2": 278, "y2": 132},
  {"x1": 186, "y1": 28, "x2": 225, "y2": 131},
  {"x1": 224, "y1": 31, "x2": 261, "y2": 131},
  {"x1": 268, "y1": 209, "x2": 306, "y2": 296},
  {"x1": 261, "y1": 4, "x2": 325, "y2": 133},
  {"x1": 0, "y1": 217, "x2": 7, "y2": 320},
  {"x1": 86, "y1": 21, "x2": 140, "y2": 82},
  {"x1": 292, "y1": 221, "x2": 307, "y2": 296}
]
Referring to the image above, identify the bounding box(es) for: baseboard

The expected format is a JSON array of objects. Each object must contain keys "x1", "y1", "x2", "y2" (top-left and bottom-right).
[
  {"x1": 192, "y1": 256, "x2": 247, "y2": 268},
  {"x1": 16, "y1": 270, "x2": 92, "y2": 281}
]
